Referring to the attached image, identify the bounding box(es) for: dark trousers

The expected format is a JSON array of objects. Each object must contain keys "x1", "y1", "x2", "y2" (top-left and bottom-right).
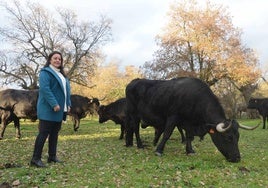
[{"x1": 32, "y1": 120, "x2": 62, "y2": 160}]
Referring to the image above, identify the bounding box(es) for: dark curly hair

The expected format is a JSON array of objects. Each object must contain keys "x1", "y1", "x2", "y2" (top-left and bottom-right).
[{"x1": 44, "y1": 51, "x2": 66, "y2": 77}]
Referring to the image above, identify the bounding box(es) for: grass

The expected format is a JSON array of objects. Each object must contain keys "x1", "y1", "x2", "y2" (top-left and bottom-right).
[{"x1": 0, "y1": 118, "x2": 267, "y2": 187}]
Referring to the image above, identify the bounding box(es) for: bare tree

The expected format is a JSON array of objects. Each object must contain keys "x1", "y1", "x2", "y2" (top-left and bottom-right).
[{"x1": 0, "y1": 0, "x2": 112, "y2": 89}]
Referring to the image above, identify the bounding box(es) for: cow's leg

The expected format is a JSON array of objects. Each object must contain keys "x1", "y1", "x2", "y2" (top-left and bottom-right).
[
  {"x1": 177, "y1": 126, "x2": 186, "y2": 143},
  {"x1": 0, "y1": 113, "x2": 9, "y2": 139},
  {"x1": 14, "y1": 118, "x2": 21, "y2": 139},
  {"x1": 153, "y1": 128, "x2": 163, "y2": 146},
  {"x1": 0, "y1": 121, "x2": 7, "y2": 139},
  {"x1": 125, "y1": 127, "x2": 134, "y2": 147},
  {"x1": 155, "y1": 117, "x2": 177, "y2": 156},
  {"x1": 185, "y1": 132, "x2": 195, "y2": 154},
  {"x1": 262, "y1": 116, "x2": 266, "y2": 129},
  {"x1": 125, "y1": 115, "x2": 134, "y2": 147},
  {"x1": 76, "y1": 119, "x2": 80, "y2": 131},
  {"x1": 72, "y1": 116, "x2": 76, "y2": 131},
  {"x1": 119, "y1": 124, "x2": 124, "y2": 140},
  {"x1": 134, "y1": 124, "x2": 143, "y2": 148},
  {"x1": 125, "y1": 115, "x2": 141, "y2": 147},
  {"x1": 73, "y1": 116, "x2": 80, "y2": 131},
  {"x1": 264, "y1": 116, "x2": 267, "y2": 129}
]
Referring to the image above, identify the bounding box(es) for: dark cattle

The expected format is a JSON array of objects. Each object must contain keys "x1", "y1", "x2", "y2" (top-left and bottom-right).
[
  {"x1": 68, "y1": 94, "x2": 100, "y2": 131},
  {"x1": 98, "y1": 98, "x2": 187, "y2": 144},
  {"x1": 0, "y1": 89, "x2": 38, "y2": 139},
  {"x1": 247, "y1": 98, "x2": 268, "y2": 129},
  {"x1": 125, "y1": 77, "x2": 259, "y2": 162},
  {"x1": 98, "y1": 98, "x2": 127, "y2": 139},
  {"x1": 236, "y1": 104, "x2": 259, "y2": 119}
]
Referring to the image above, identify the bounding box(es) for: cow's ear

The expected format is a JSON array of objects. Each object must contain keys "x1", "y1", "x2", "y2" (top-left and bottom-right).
[{"x1": 209, "y1": 128, "x2": 215, "y2": 134}]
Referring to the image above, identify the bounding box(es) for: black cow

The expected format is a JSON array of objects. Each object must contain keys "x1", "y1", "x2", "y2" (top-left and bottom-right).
[
  {"x1": 98, "y1": 98, "x2": 127, "y2": 139},
  {"x1": 247, "y1": 98, "x2": 268, "y2": 129},
  {"x1": 0, "y1": 89, "x2": 38, "y2": 139},
  {"x1": 125, "y1": 77, "x2": 259, "y2": 162},
  {"x1": 68, "y1": 94, "x2": 100, "y2": 131},
  {"x1": 98, "y1": 98, "x2": 187, "y2": 144}
]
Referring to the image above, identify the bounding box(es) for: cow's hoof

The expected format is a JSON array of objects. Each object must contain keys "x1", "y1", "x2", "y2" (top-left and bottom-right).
[
  {"x1": 125, "y1": 144, "x2": 133, "y2": 147},
  {"x1": 137, "y1": 145, "x2": 144, "y2": 149},
  {"x1": 16, "y1": 136, "x2": 21, "y2": 139},
  {"x1": 187, "y1": 152, "x2": 196, "y2": 156},
  {"x1": 155, "y1": 151, "x2": 163, "y2": 157}
]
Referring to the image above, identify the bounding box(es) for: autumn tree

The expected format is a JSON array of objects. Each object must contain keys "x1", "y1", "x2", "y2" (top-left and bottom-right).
[
  {"x1": 0, "y1": 0, "x2": 112, "y2": 89},
  {"x1": 142, "y1": 0, "x2": 261, "y2": 102},
  {"x1": 72, "y1": 60, "x2": 142, "y2": 104}
]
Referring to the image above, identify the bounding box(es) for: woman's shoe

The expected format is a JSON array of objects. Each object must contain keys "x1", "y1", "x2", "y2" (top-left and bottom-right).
[
  {"x1": 47, "y1": 157, "x2": 63, "y2": 163},
  {"x1": 30, "y1": 159, "x2": 46, "y2": 168}
]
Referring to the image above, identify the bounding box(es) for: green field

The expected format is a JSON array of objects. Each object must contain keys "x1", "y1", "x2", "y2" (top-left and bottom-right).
[{"x1": 0, "y1": 118, "x2": 267, "y2": 187}]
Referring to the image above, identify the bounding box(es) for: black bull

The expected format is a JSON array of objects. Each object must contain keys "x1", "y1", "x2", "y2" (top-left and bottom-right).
[
  {"x1": 0, "y1": 89, "x2": 38, "y2": 139},
  {"x1": 125, "y1": 77, "x2": 259, "y2": 162},
  {"x1": 98, "y1": 97, "x2": 187, "y2": 143},
  {"x1": 247, "y1": 98, "x2": 268, "y2": 129},
  {"x1": 98, "y1": 98, "x2": 127, "y2": 140},
  {"x1": 68, "y1": 94, "x2": 100, "y2": 131}
]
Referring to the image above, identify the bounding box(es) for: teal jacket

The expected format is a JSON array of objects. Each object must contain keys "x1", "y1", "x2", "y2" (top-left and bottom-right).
[{"x1": 37, "y1": 67, "x2": 71, "y2": 122}]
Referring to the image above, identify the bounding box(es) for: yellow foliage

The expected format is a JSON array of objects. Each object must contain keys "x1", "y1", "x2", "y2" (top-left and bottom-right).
[
  {"x1": 155, "y1": 0, "x2": 261, "y2": 87},
  {"x1": 71, "y1": 61, "x2": 142, "y2": 104}
]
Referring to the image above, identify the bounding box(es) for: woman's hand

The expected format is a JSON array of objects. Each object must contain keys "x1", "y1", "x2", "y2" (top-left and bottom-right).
[{"x1": 54, "y1": 105, "x2": 60, "y2": 112}]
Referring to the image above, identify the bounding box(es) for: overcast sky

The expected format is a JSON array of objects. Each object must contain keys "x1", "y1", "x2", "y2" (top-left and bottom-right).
[{"x1": 4, "y1": 0, "x2": 268, "y2": 69}]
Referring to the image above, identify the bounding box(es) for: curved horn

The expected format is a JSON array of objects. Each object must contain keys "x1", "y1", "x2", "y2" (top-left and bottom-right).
[
  {"x1": 216, "y1": 122, "x2": 232, "y2": 132},
  {"x1": 239, "y1": 121, "x2": 261, "y2": 130}
]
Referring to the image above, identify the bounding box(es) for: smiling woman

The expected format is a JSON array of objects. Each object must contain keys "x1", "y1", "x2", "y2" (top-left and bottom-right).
[{"x1": 30, "y1": 51, "x2": 72, "y2": 168}]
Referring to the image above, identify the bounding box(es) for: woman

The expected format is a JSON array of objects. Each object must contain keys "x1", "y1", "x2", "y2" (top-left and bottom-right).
[{"x1": 30, "y1": 51, "x2": 71, "y2": 168}]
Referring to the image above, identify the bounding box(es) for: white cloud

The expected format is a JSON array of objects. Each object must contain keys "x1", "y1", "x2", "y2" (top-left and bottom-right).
[{"x1": 213, "y1": 0, "x2": 268, "y2": 65}]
